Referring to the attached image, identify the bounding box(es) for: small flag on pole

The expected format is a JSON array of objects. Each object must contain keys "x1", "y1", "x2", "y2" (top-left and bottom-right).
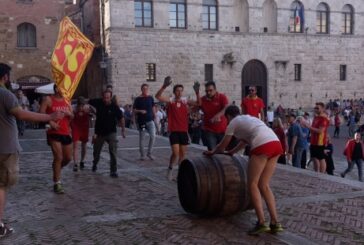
[{"x1": 51, "y1": 16, "x2": 94, "y2": 101}]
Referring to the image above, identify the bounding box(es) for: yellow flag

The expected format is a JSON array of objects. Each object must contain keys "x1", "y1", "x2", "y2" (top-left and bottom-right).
[{"x1": 51, "y1": 16, "x2": 94, "y2": 101}]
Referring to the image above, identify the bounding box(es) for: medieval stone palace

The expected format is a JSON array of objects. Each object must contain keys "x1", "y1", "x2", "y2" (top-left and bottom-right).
[{"x1": 101, "y1": 0, "x2": 364, "y2": 108}]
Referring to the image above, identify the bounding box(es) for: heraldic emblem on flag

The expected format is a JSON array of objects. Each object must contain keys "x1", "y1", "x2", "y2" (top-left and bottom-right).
[{"x1": 51, "y1": 16, "x2": 94, "y2": 101}]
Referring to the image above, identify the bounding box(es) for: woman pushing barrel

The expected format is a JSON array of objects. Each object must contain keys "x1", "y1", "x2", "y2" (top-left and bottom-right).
[{"x1": 204, "y1": 105, "x2": 284, "y2": 235}]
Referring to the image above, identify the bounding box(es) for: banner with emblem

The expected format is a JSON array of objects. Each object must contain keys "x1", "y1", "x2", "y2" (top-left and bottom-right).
[{"x1": 51, "y1": 16, "x2": 94, "y2": 101}]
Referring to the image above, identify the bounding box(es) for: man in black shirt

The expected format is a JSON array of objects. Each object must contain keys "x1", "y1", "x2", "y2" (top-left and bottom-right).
[{"x1": 89, "y1": 90, "x2": 125, "y2": 178}]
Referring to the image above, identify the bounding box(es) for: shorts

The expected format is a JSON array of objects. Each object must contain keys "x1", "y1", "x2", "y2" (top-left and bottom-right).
[
  {"x1": 47, "y1": 134, "x2": 72, "y2": 146},
  {"x1": 72, "y1": 129, "x2": 89, "y2": 143},
  {"x1": 169, "y1": 132, "x2": 189, "y2": 145},
  {"x1": 250, "y1": 141, "x2": 283, "y2": 159},
  {"x1": 0, "y1": 153, "x2": 19, "y2": 188},
  {"x1": 310, "y1": 145, "x2": 326, "y2": 160}
]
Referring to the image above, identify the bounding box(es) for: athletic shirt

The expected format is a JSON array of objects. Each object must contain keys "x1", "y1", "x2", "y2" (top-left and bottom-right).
[
  {"x1": 225, "y1": 115, "x2": 279, "y2": 150},
  {"x1": 167, "y1": 97, "x2": 188, "y2": 132},
  {"x1": 201, "y1": 92, "x2": 228, "y2": 133},
  {"x1": 71, "y1": 108, "x2": 89, "y2": 130},
  {"x1": 310, "y1": 116, "x2": 329, "y2": 146},
  {"x1": 46, "y1": 96, "x2": 71, "y2": 136},
  {"x1": 241, "y1": 96, "x2": 265, "y2": 118}
]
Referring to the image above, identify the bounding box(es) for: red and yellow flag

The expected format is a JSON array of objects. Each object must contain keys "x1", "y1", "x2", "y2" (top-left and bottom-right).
[{"x1": 51, "y1": 16, "x2": 94, "y2": 101}]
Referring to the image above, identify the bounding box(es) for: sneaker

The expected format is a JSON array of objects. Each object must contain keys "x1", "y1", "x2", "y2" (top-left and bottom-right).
[
  {"x1": 92, "y1": 164, "x2": 97, "y2": 172},
  {"x1": 110, "y1": 172, "x2": 118, "y2": 178},
  {"x1": 73, "y1": 164, "x2": 78, "y2": 172},
  {"x1": 147, "y1": 154, "x2": 155, "y2": 160},
  {"x1": 0, "y1": 223, "x2": 14, "y2": 238},
  {"x1": 53, "y1": 183, "x2": 65, "y2": 194},
  {"x1": 269, "y1": 223, "x2": 284, "y2": 234},
  {"x1": 340, "y1": 173, "x2": 345, "y2": 178},
  {"x1": 248, "y1": 222, "x2": 270, "y2": 236},
  {"x1": 167, "y1": 168, "x2": 173, "y2": 181},
  {"x1": 80, "y1": 162, "x2": 85, "y2": 170}
]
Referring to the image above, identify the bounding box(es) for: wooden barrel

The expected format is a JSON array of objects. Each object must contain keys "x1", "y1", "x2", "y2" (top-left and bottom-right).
[{"x1": 177, "y1": 154, "x2": 252, "y2": 216}]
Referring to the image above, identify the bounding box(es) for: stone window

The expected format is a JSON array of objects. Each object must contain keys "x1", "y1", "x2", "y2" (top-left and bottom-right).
[
  {"x1": 262, "y1": 0, "x2": 277, "y2": 33},
  {"x1": 340, "y1": 65, "x2": 347, "y2": 81},
  {"x1": 316, "y1": 3, "x2": 329, "y2": 34},
  {"x1": 169, "y1": 0, "x2": 186, "y2": 29},
  {"x1": 134, "y1": 0, "x2": 153, "y2": 27},
  {"x1": 17, "y1": 23, "x2": 36, "y2": 48},
  {"x1": 342, "y1": 5, "x2": 354, "y2": 35},
  {"x1": 146, "y1": 63, "x2": 156, "y2": 81},
  {"x1": 202, "y1": 0, "x2": 217, "y2": 30},
  {"x1": 289, "y1": 1, "x2": 304, "y2": 33},
  {"x1": 204, "y1": 64, "x2": 213, "y2": 82},
  {"x1": 294, "y1": 64, "x2": 301, "y2": 81}
]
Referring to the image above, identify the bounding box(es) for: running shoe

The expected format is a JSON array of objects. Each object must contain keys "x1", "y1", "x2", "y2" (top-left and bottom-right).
[
  {"x1": 53, "y1": 183, "x2": 65, "y2": 194},
  {"x1": 73, "y1": 164, "x2": 78, "y2": 172},
  {"x1": 79, "y1": 162, "x2": 85, "y2": 170},
  {"x1": 92, "y1": 164, "x2": 97, "y2": 172},
  {"x1": 269, "y1": 223, "x2": 284, "y2": 234},
  {"x1": 248, "y1": 222, "x2": 270, "y2": 235},
  {"x1": 0, "y1": 223, "x2": 14, "y2": 238}
]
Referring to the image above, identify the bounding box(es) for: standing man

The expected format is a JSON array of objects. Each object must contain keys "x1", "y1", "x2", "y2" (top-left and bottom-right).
[
  {"x1": 304, "y1": 102, "x2": 330, "y2": 173},
  {"x1": 155, "y1": 77, "x2": 199, "y2": 180},
  {"x1": 341, "y1": 132, "x2": 364, "y2": 182},
  {"x1": 40, "y1": 84, "x2": 74, "y2": 194},
  {"x1": 89, "y1": 90, "x2": 126, "y2": 178},
  {"x1": 241, "y1": 86, "x2": 265, "y2": 121},
  {"x1": 133, "y1": 84, "x2": 156, "y2": 160},
  {"x1": 0, "y1": 63, "x2": 64, "y2": 237},
  {"x1": 287, "y1": 114, "x2": 305, "y2": 168},
  {"x1": 199, "y1": 81, "x2": 229, "y2": 150},
  {"x1": 15, "y1": 89, "x2": 30, "y2": 136}
]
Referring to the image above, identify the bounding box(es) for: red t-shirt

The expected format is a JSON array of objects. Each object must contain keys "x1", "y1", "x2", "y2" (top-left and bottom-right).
[
  {"x1": 201, "y1": 93, "x2": 228, "y2": 133},
  {"x1": 167, "y1": 97, "x2": 188, "y2": 132},
  {"x1": 46, "y1": 96, "x2": 71, "y2": 136},
  {"x1": 71, "y1": 109, "x2": 90, "y2": 135},
  {"x1": 241, "y1": 96, "x2": 265, "y2": 118},
  {"x1": 310, "y1": 116, "x2": 329, "y2": 146}
]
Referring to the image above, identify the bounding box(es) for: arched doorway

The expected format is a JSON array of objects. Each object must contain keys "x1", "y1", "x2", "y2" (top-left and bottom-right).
[{"x1": 242, "y1": 59, "x2": 268, "y2": 106}]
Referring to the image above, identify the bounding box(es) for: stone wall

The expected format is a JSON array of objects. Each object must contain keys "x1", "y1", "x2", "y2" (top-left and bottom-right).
[
  {"x1": 103, "y1": 0, "x2": 364, "y2": 108},
  {"x1": 0, "y1": 0, "x2": 65, "y2": 82}
]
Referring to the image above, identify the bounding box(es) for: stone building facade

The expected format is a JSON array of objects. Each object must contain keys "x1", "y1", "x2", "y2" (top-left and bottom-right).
[
  {"x1": 0, "y1": 0, "x2": 66, "y2": 100},
  {"x1": 101, "y1": 0, "x2": 364, "y2": 108}
]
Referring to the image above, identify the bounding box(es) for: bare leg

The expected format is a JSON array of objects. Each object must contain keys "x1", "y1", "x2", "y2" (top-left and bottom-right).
[
  {"x1": 80, "y1": 142, "x2": 87, "y2": 162},
  {"x1": 248, "y1": 154, "x2": 269, "y2": 224},
  {"x1": 62, "y1": 143, "x2": 73, "y2": 168},
  {"x1": 178, "y1": 145, "x2": 187, "y2": 165},
  {"x1": 258, "y1": 155, "x2": 279, "y2": 224},
  {"x1": 169, "y1": 144, "x2": 179, "y2": 169},
  {"x1": 50, "y1": 141, "x2": 63, "y2": 182},
  {"x1": 73, "y1": 141, "x2": 79, "y2": 165},
  {"x1": 313, "y1": 158, "x2": 320, "y2": 172},
  {"x1": 319, "y1": 159, "x2": 327, "y2": 173}
]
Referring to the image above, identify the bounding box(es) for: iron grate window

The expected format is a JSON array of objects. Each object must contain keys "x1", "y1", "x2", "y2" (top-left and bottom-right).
[
  {"x1": 146, "y1": 63, "x2": 156, "y2": 81},
  {"x1": 294, "y1": 64, "x2": 301, "y2": 81},
  {"x1": 204, "y1": 64, "x2": 213, "y2": 82},
  {"x1": 340, "y1": 65, "x2": 347, "y2": 81}
]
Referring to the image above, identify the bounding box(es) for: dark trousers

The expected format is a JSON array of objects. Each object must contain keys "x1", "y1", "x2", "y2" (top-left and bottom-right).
[
  {"x1": 342, "y1": 159, "x2": 363, "y2": 181},
  {"x1": 333, "y1": 126, "x2": 340, "y2": 137},
  {"x1": 201, "y1": 130, "x2": 224, "y2": 151},
  {"x1": 93, "y1": 133, "x2": 118, "y2": 173}
]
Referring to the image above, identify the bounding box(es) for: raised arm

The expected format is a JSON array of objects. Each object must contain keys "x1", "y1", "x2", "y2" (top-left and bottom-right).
[{"x1": 155, "y1": 76, "x2": 173, "y2": 103}]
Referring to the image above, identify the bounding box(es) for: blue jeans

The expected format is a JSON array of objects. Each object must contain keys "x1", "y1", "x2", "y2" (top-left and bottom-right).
[
  {"x1": 138, "y1": 121, "x2": 156, "y2": 157},
  {"x1": 343, "y1": 159, "x2": 363, "y2": 181},
  {"x1": 292, "y1": 147, "x2": 304, "y2": 168},
  {"x1": 201, "y1": 130, "x2": 224, "y2": 151}
]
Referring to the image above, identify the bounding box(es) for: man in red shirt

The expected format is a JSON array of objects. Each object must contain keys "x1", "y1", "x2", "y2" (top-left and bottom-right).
[
  {"x1": 155, "y1": 77, "x2": 199, "y2": 180},
  {"x1": 304, "y1": 102, "x2": 329, "y2": 173},
  {"x1": 198, "y1": 81, "x2": 229, "y2": 150},
  {"x1": 241, "y1": 86, "x2": 265, "y2": 121}
]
